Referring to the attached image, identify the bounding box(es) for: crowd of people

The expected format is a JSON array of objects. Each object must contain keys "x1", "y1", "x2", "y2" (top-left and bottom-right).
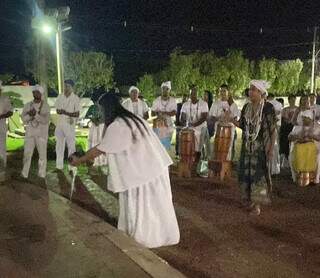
[{"x1": 0, "y1": 77, "x2": 319, "y2": 246}]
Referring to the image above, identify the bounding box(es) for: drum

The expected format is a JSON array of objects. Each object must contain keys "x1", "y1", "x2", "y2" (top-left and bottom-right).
[
  {"x1": 213, "y1": 123, "x2": 233, "y2": 161},
  {"x1": 178, "y1": 128, "x2": 196, "y2": 177},
  {"x1": 153, "y1": 117, "x2": 171, "y2": 150},
  {"x1": 153, "y1": 117, "x2": 167, "y2": 129},
  {"x1": 292, "y1": 142, "x2": 317, "y2": 186},
  {"x1": 179, "y1": 128, "x2": 195, "y2": 163}
]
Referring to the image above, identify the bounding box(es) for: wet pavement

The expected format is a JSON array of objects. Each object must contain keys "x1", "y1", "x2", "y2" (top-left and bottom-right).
[{"x1": 0, "y1": 180, "x2": 183, "y2": 278}]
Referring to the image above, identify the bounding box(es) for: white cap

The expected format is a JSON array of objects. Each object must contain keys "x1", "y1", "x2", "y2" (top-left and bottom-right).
[
  {"x1": 161, "y1": 81, "x2": 171, "y2": 91},
  {"x1": 250, "y1": 80, "x2": 271, "y2": 96},
  {"x1": 129, "y1": 86, "x2": 140, "y2": 94},
  {"x1": 32, "y1": 84, "x2": 44, "y2": 95}
]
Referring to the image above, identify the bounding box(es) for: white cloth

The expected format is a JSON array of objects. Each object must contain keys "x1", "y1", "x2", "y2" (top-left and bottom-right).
[
  {"x1": 54, "y1": 93, "x2": 81, "y2": 169},
  {"x1": 33, "y1": 84, "x2": 44, "y2": 95},
  {"x1": 151, "y1": 96, "x2": 177, "y2": 128},
  {"x1": 180, "y1": 100, "x2": 208, "y2": 152},
  {"x1": 268, "y1": 99, "x2": 283, "y2": 127},
  {"x1": 0, "y1": 95, "x2": 12, "y2": 178},
  {"x1": 128, "y1": 86, "x2": 140, "y2": 94},
  {"x1": 97, "y1": 118, "x2": 179, "y2": 248},
  {"x1": 55, "y1": 93, "x2": 81, "y2": 127},
  {"x1": 310, "y1": 104, "x2": 320, "y2": 121},
  {"x1": 122, "y1": 98, "x2": 149, "y2": 119},
  {"x1": 297, "y1": 109, "x2": 313, "y2": 126},
  {"x1": 209, "y1": 100, "x2": 240, "y2": 160},
  {"x1": 250, "y1": 79, "x2": 271, "y2": 95},
  {"x1": 21, "y1": 101, "x2": 50, "y2": 178},
  {"x1": 88, "y1": 123, "x2": 108, "y2": 167},
  {"x1": 161, "y1": 81, "x2": 171, "y2": 90},
  {"x1": 289, "y1": 125, "x2": 320, "y2": 183}
]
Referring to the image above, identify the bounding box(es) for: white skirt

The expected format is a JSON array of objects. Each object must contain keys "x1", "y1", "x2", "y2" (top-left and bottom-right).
[{"x1": 118, "y1": 169, "x2": 180, "y2": 248}]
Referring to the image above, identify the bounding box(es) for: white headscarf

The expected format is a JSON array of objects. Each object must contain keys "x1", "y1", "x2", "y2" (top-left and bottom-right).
[
  {"x1": 128, "y1": 86, "x2": 140, "y2": 94},
  {"x1": 33, "y1": 84, "x2": 45, "y2": 98},
  {"x1": 250, "y1": 80, "x2": 271, "y2": 96},
  {"x1": 161, "y1": 81, "x2": 171, "y2": 91}
]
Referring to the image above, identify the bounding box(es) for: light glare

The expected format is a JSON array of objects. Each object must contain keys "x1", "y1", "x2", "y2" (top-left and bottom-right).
[{"x1": 42, "y1": 24, "x2": 52, "y2": 34}]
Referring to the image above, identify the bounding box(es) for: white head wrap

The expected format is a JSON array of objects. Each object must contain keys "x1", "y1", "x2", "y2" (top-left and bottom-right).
[
  {"x1": 128, "y1": 86, "x2": 140, "y2": 94},
  {"x1": 161, "y1": 81, "x2": 171, "y2": 91},
  {"x1": 33, "y1": 84, "x2": 44, "y2": 95},
  {"x1": 250, "y1": 80, "x2": 271, "y2": 96},
  {"x1": 301, "y1": 110, "x2": 314, "y2": 120}
]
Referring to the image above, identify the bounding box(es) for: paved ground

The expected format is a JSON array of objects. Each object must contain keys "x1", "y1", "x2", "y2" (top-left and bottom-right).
[{"x1": 6, "y1": 153, "x2": 320, "y2": 278}]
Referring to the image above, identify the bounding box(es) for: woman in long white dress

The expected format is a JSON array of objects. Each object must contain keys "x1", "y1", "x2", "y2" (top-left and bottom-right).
[{"x1": 69, "y1": 91, "x2": 180, "y2": 248}]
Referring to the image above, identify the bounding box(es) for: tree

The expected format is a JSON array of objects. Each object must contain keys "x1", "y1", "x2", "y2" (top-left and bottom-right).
[
  {"x1": 136, "y1": 74, "x2": 157, "y2": 105},
  {"x1": 65, "y1": 51, "x2": 114, "y2": 96},
  {"x1": 0, "y1": 73, "x2": 14, "y2": 84},
  {"x1": 256, "y1": 58, "x2": 278, "y2": 90}
]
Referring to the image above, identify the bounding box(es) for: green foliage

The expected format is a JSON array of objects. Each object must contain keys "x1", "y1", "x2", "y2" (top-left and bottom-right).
[
  {"x1": 65, "y1": 51, "x2": 114, "y2": 96},
  {"x1": 0, "y1": 73, "x2": 14, "y2": 84},
  {"x1": 136, "y1": 74, "x2": 157, "y2": 105},
  {"x1": 3, "y1": 91, "x2": 24, "y2": 108},
  {"x1": 257, "y1": 58, "x2": 278, "y2": 88}
]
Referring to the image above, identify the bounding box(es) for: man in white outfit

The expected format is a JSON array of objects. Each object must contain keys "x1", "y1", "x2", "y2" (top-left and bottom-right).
[
  {"x1": 180, "y1": 85, "x2": 209, "y2": 155},
  {"x1": 54, "y1": 79, "x2": 81, "y2": 170},
  {"x1": 122, "y1": 86, "x2": 149, "y2": 120},
  {"x1": 209, "y1": 84, "x2": 240, "y2": 160},
  {"x1": 0, "y1": 81, "x2": 13, "y2": 182},
  {"x1": 21, "y1": 85, "x2": 50, "y2": 179}
]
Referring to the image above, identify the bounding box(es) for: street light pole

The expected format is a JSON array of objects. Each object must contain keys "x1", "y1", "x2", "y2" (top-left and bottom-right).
[
  {"x1": 311, "y1": 26, "x2": 318, "y2": 94},
  {"x1": 56, "y1": 23, "x2": 64, "y2": 94}
]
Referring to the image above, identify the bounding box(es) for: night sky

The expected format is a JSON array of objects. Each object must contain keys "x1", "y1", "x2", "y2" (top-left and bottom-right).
[{"x1": 1, "y1": 0, "x2": 320, "y2": 84}]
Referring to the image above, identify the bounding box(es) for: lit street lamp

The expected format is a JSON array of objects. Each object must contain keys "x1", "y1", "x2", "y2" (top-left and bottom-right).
[{"x1": 31, "y1": 7, "x2": 71, "y2": 94}]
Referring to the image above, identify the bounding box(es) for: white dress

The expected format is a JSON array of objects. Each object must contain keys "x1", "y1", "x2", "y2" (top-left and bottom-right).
[
  {"x1": 97, "y1": 118, "x2": 180, "y2": 248},
  {"x1": 122, "y1": 98, "x2": 149, "y2": 119},
  {"x1": 88, "y1": 123, "x2": 108, "y2": 167}
]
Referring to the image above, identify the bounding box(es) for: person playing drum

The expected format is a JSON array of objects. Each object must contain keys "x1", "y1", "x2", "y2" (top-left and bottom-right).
[
  {"x1": 151, "y1": 81, "x2": 177, "y2": 150},
  {"x1": 288, "y1": 110, "x2": 320, "y2": 186},
  {"x1": 209, "y1": 84, "x2": 240, "y2": 160},
  {"x1": 180, "y1": 85, "x2": 209, "y2": 163}
]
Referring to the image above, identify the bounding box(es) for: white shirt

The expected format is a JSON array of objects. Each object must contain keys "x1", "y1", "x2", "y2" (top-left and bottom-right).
[
  {"x1": 122, "y1": 98, "x2": 149, "y2": 118},
  {"x1": 55, "y1": 93, "x2": 81, "y2": 127},
  {"x1": 0, "y1": 95, "x2": 13, "y2": 133},
  {"x1": 310, "y1": 104, "x2": 320, "y2": 120},
  {"x1": 21, "y1": 101, "x2": 50, "y2": 139},
  {"x1": 209, "y1": 100, "x2": 240, "y2": 120},
  {"x1": 151, "y1": 96, "x2": 177, "y2": 127},
  {"x1": 97, "y1": 118, "x2": 173, "y2": 193},
  {"x1": 180, "y1": 99, "x2": 208, "y2": 128},
  {"x1": 268, "y1": 99, "x2": 283, "y2": 126}
]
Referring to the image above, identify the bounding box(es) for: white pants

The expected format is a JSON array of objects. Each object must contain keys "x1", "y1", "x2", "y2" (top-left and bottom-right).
[
  {"x1": 21, "y1": 136, "x2": 47, "y2": 178},
  {"x1": 55, "y1": 124, "x2": 76, "y2": 169},
  {"x1": 0, "y1": 131, "x2": 6, "y2": 181}
]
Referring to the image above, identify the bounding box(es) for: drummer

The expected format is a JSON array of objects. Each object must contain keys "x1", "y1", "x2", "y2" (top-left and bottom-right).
[
  {"x1": 151, "y1": 81, "x2": 177, "y2": 150},
  {"x1": 208, "y1": 84, "x2": 240, "y2": 160},
  {"x1": 288, "y1": 110, "x2": 320, "y2": 185},
  {"x1": 180, "y1": 85, "x2": 209, "y2": 159}
]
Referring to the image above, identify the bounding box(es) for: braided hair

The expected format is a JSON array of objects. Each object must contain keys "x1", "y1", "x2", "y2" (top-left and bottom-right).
[{"x1": 98, "y1": 90, "x2": 149, "y2": 139}]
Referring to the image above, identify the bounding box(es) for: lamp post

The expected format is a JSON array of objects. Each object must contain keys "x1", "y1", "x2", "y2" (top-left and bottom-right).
[{"x1": 31, "y1": 7, "x2": 71, "y2": 94}]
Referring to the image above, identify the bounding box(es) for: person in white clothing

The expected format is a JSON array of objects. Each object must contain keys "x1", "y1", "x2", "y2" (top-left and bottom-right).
[
  {"x1": 122, "y1": 86, "x2": 149, "y2": 120},
  {"x1": 180, "y1": 85, "x2": 209, "y2": 154},
  {"x1": 289, "y1": 110, "x2": 320, "y2": 185},
  {"x1": 151, "y1": 81, "x2": 177, "y2": 150},
  {"x1": 21, "y1": 85, "x2": 50, "y2": 179},
  {"x1": 86, "y1": 88, "x2": 108, "y2": 169},
  {"x1": 69, "y1": 92, "x2": 180, "y2": 248},
  {"x1": 0, "y1": 81, "x2": 13, "y2": 182},
  {"x1": 55, "y1": 79, "x2": 81, "y2": 170},
  {"x1": 209, "y1": 84, "x2": 240, "y2": 160},
  {"x1": 309, "y1": 93, "x2": 320, "y2": 121}
]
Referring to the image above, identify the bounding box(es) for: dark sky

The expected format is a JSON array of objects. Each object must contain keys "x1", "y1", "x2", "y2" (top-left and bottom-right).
[{"x1": 1, "y1": 0, "x2": 320, "y2": 84}]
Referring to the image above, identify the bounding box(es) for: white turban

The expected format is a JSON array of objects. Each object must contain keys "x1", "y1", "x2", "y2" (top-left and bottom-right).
[
  {"x1": 161, "y1": 81, "x2": 171, "y2": 91},
  {"x1": 33, "y1": 84, "x2": 44, "y2": 95},
  {"x1": 250, "y1": 80, "x2": 271, "y2": 96},
  {"x1": 129, "y1": 86, "x2": 140, "y2": 94},
  {"x1": 301, "y1": 110, "x2": 314, "y2": 120}
]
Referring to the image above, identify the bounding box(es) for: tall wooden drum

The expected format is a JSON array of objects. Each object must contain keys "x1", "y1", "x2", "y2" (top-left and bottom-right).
[
  {"x1": 209, "y1": 123, "x2": 233, "y2": 181},
  {"x1": 213, "y1": 124, "x2": 232, "y2": 161},
  {"x1": 178, "y1": 128, "x2": 195, "y2": 178}
]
